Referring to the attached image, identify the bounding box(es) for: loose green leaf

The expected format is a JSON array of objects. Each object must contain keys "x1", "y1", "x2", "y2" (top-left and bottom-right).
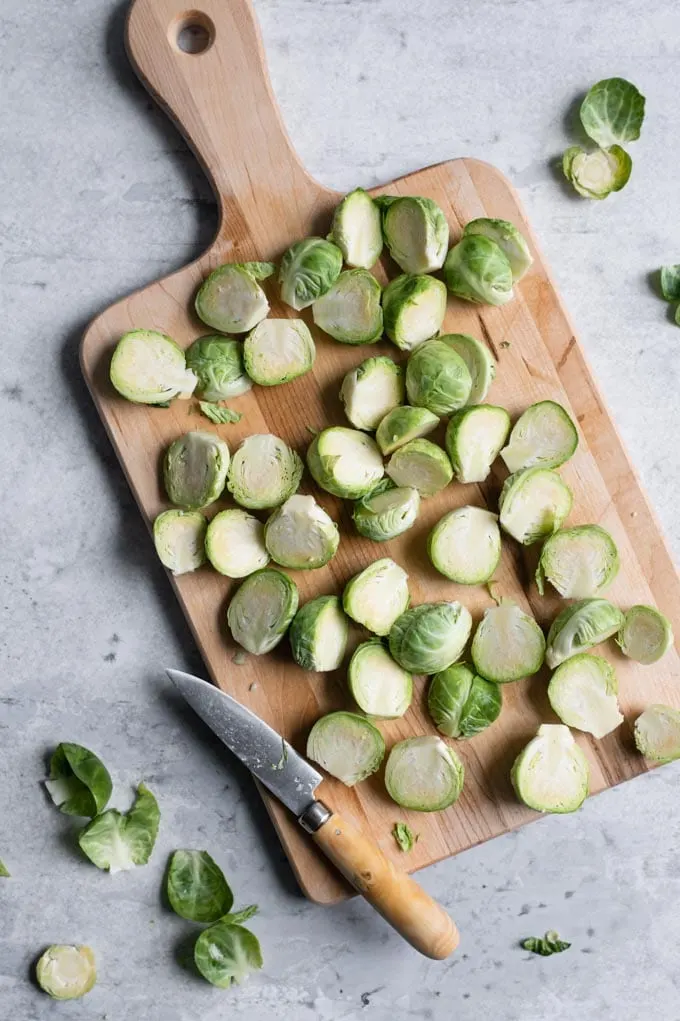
[
  {"x1": 194, "y1": 922, "x2": 263, "y2": 988},
  {"x1": 579, "y1": 78, "x2": 645, "y2": 148},
  {"x1": 78, "y1": 783, "x2": 160, "y2": 872},
  {"x1": 167, "y1": 850, "x2": 233, "y2": 923},
  {"x1": 45, "y1": 743, "x2": 113, "y2": 818},
  {"x1": 392, "y1": 822, "x2": 417, "y2": 853},
  {"x1": 660, "y1": 265, "x2": 680, "y2": 302},
  {"x1": 198, "y1": 401, "x2": 242, "y2": 425},
  {"x1": 0, "y1": 859, "x2": 9, "y2": 877},
  {"x1": 219, "y1": 905, "x2": 259, "y2": 926},
  {"x1": 675, "y1": 305, "x2": 680, "y2": 327},
  {"x1": 521, "y1": 930, "x2": 571, "y2": 956}
]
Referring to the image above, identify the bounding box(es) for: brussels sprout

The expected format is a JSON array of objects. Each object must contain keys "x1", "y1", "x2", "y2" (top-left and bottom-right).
[
  {"x1": 501, "y1": 400, "x2": 578, "y2": 473},
  {"x1": 445, "y1": 404, "x2": 511, "y2": 483},
  {"x1": 348, "y1": 640, "x2": 413, "y2": 718},
  {"x1": 228, "y1": 434, "x2": 303, "y2": 509},
  {"x1": 45, "y1": 743, "x2": 112, "y2": 818},
  {"x1": 164, "y1": 431, "x2": 230, "y2": 510},
  {"x1": 198, "y1": 402, "x2": 241, "y2": 425},
  {"x1": 405, "y1": 338, "x2": 472, "y2": 416},
  {"x1": 443, "y1": 235, "x2": 513, "y2": 306},
  {"x1": 340, "y1": 357, "x2": 404, "y2": 431},
  {"x1": 167, "y1": 849, "x2": 233, "y2": 923},
  {"x1": 306, "y1": 711, "x2": 385, "y2": 785},
  {"x1": 352, "y1": 480, "x2": 420, "y2": 541},
  {"x1": 0, "y1": 860, "x2": 8, "y2": 877},
  {"x1": 227, "y1": 568, "x2": 298, "y2": 655},
  {"x1": 343, "y1": 558, "x2": 410, "y2": 636},
  {"x1": 264, "y1": 495, "x2": 339, "y2": 570},
  {"x1": 312, "y1": 269, "x2": 383, "y2": 345},
  {"x1": 463, "y1": 219, "x2": 533, "y2": 282},
  {"x1": 307, "y1": 427, "x2": 384, "y2": 498},
  {"x1": 385, "y1": 736, "x2": 464, "y2": 812},
  {"x1": 194, "y1": 922, "x2": 263, "y2": 988},
  {"x1": 110, "y1": 330, "x2": 197, "y2": 405},
  {"x1": 195, "y1": 262, "x2": 274, "y2": 333},
  {"x1": 205, "y1": 509, "x2": 269, "y2": 577},
  {"x1": 579, "y1": 77, "x2": 646, "y2": 149},
  {"x1": 153, "y1": 509, "x2": 208, "y2": 575},
  {"x1": 536, "y1": 524, "x2": 619, "y2": 598},
  {"x1": 328, "y1": 189, "x2": 383, "y2": 268},
  {"x1": 562, "y1": 145, "x2": 632, "y2": 200},
  {"x1": 36, "y1": 945, "x2": 96, "y2": 1000},
  {"x1": 375, "y1": 405, "x2": 439, "y2": 455},
  {"x1": 392, "y1": 822, "x2": 417, "y2": 853},
  {"x1": 471, "y1": 602, "x2": 545, "y2": 683},
  {"x1": 428, "y1": 506, "x2": 501, "y2": 585},
  {"x1": 428, "y1": 663, "x2": 502, "y2": 739},
  {"x1": 634, "y1": 705, "x2": 680, "y2": 763},
  {"x1": 548, "y1": 654, "x2": 623, "y2": 738},
  {"x1": 382, "y1": 274, "x2": 448, "y2": 352},
  {"x1": 660, "y1": 265, "x2": 680, "y2": 302},
  {"x1": 185, "y1": 335, "x2": 252, "y2": 400},
  {"x1": 389, "y1": 601, "x2": 472, "y2": 674},
  {"x1": 499, "y1": 468, "x2": 573, "y2": 545},
  {"x1": 545, "y1": 598, "x2": 624, "y2": 669},
  {"x1": 521, "y1": 931, "x2": 571, "y2": 957},
  {"x1": 243, "y1": 318, "x2": 315, "y2": 386},
  {"x1": 381, "y1": 196, "x2": 449, "y2": 274},
  {"x1": 289, "y1": 595, "x2": 349, "y2": 672},
  {"x1": 79, "y1": 783, "x2": 160, "y2": 872},
  {"x1": 439, "y1": 333, "x2": 496, "y2": 404},
  {"x1": 279, "y1": 237, "x2": 343, "y2": 310},
  {"x1": 511, "y1": 724, "x2": 589, "y2": 814},
  {"x1": 617, "y1": 605, "x2": 674, "y2": 665},
  {"x1": 386, "y1": 439, "x2": 453, "y2": 496}
]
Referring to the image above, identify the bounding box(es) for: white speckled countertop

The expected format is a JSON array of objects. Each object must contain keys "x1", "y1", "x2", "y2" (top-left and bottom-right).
[{"x1": 2, "y1": 0, "x2": 680, "y2": 1017}]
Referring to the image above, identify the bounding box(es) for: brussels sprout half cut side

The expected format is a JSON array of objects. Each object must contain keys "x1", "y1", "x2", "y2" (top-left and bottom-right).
[
  {"x1": 289, "y1": 595, "x2": 349, "y2": 672},
  {"x1": 307, "y1": 711, "x2": 385, "y2": 786},
  {"x1": 499, "y1": 468, "x2": 573, "y2": 546},
  {"x1": 195, "y1": 263, "x2": 274, "y2": 334},
  {"x1": 439, "y1": 333, "x2": 496, "y2": 404},
  {"x1": 563, "y1": 145, "x2": 632, "y2": 200},
  {"x1": 307, "y1": 427, "x2": 384, "y2": 499},
  {"x1": 545, "y1": 598, "x2": 624, "y2": 669},
  {"x1": 501, "y1": 400, "x2": 578, "y2": 473},
  {"x1": 428, "y1": 663, "x2": 502, "y2": 739},
  {"x1": 617, "y1": 605, "x2": 674, "y2": 665},
  {"x1": 110, "y1": 330, "x2": 197, "y2": 405},
  {"x1": 382, "y1": 197, "x2": 449, "y2": 274},
  {"x1": 443, "y1": 235, "x2": 513, "y2": 306},
  {"x1": 264, "y1": 495, "x2": 339, "y2": 570},
  {"x1": 343, "y1": 558, "x2": 410, "y2": 636},
  {"x1": 385, "y1": 736, "x2": 464, "y2": 812},
  {"x1": 153, "y1": 509, "x2": 208, "y2": 575},
  {"x1": 328, "y1": 189, "x2": 383, "y2": 269},
  {"x1": 389, "y1": 601, "x2": 472, "y2": 674},
  {"x1": 405, "y1": 338, "x2": 472, "y2": 416},
  {"x1": 312, "y1": 270, "x2": 383, "y2": 345},
  {"x1": 463, "y1": 219, "x2": 533, "y2": 282},
  {"x1": 446, "y1": 405, "x2": 511, "y2": 484},
  {"x1": 228, "y1": 434, "x2": 303, "y2": 509},
  {"x1": 279, "y1": 238, "x2": 343, "y2": 310},
  {"x1": 352, "y1": 480, "x2": 420, "y2": 542},
  {"x1": 428, "y1": 506, "x2": 501, "y2": 585},
  {"x1": 536, "y1": 524, "x2": 619, "y2": 598},
  {"x1": 471, "y1": 602, "x2": 545, "y2": 683},
  {"x1": 634, "y1": 705, "x2": 680, "y2": 763},
  {"x1": 511, "y1": 724, "x2": 589, "y2": 814},
  {"x1": 227, "y1": 568, "x2": 299, "y2": 655},
  {"x1": 185, "y1": 335, "x2": 252, "y2": 401},
  {"x1": 243, "y1": 318, "x2": 315, "y2": 386},
  {"x1": 382, "y1": 274, "x2": 448, "y2": 352},
  {"x1": 205, "y1": 509, "x2": 269, "y2": 578},
  {"x1": 164, "y1": 432, "x2": 230, "y2": 510},
  {"x1": 348, "y1": 640, "x2": 413, "y2": 718},
  {"x1": 36, "y1": 945, "x2": 97, "y2": 1001},
  {"x1": 548, "y1": 654, "x2": 623, "y2": 738},
  {"x1": 340, "y1": 357, "x2": 404, "y2": 431},
  {"x1": 375, "y1": 406, "x2": 440, "y2": 456},
  {"x1": 386, "y1": 439, "x2": 453, "y2": 497}
]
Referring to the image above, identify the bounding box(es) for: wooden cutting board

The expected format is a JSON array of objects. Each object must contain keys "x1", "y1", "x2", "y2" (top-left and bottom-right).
[{"x1": 81, "y1": 0, "x2": 680, "y2": 904}]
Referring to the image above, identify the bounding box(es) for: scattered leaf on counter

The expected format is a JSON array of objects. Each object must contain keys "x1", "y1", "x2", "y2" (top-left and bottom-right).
[
  {"x1": 78, "y1": 783, "x2": 160, "y2": 872},
  {"x1": 0, "y1": 859, "x2": 9, "y2": 877},
  {"x1": 167, "y1": 850, "x2": 233, "y2": 923},
  {"x1": 219, "y1": 904, "x2": 259, "y2": 926},
  {"x1": 521, "y1": 930, "x2": 571, "y2": 956},
  {"x1": 45, "y1": 743, "x2": 113, "y2": 818}
]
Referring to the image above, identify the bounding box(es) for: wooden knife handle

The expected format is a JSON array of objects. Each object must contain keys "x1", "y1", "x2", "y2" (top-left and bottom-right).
[{"x1": 310, "y1": 810, "x2": 459, "y2": 960}]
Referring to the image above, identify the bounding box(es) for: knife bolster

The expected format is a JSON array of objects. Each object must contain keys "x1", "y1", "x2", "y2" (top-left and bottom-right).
[{"x1": 299, "y1": 800, "x2": 333, "y2": 833}]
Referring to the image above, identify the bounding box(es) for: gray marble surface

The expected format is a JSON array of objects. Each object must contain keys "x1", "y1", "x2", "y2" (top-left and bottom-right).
[{"x1": 2, "y1": 0, "x2": 680, "y2": 1017}]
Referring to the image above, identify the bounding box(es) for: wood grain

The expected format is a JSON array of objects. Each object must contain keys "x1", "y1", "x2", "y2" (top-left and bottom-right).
[{"x1": 80, "y1": 0, "x2": 680, "y2": 904}]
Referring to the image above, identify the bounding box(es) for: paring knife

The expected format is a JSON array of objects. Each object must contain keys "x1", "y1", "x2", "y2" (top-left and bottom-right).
[{"x1": 167, "y1": 669, "x2": 459, "y2": 960}]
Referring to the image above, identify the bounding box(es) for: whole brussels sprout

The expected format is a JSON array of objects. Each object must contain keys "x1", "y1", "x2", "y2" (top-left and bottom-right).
[
  {"x1": 279, "y1": 238, "x2": 343, "y2": 310},
  {"x1": 405, "y1": 338, "x2": 472, "y2": 416},
  {"x1": 428, "y1": 663, "x2": 502, "y2": 739},
  {"x1": 443, "y1": 235, "x2": 513, "y2": 306},
  {"x1": 389, "y1": 601, "x2": 472, "y2": 674}
]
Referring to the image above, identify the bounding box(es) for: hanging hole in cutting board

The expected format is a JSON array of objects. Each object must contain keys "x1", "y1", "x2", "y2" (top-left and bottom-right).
[{"x1": 170, "y1": 11, "x2": 215, "y2": 55}]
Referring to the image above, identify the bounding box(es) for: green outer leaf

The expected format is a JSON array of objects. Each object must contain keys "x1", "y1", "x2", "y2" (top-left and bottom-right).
[
  {"x1": 198, "y1": 401, "x2": 242, "y2": 425},
  {"x1": 521, "y1": 931, "x2": 571, "y2": 956},
  {"x1": 392, "y1": 822, "x2": 417, "y2": 853},
  {"x1": 194, "y1": 922, "x2": 263, "y2": 988},
  {"x1": 45, "y1": 743, "x2": 112, "y2": 817},
  {"x1": 78, "y1": 783, "x2": 160, "y2": 872},
  {"x1": 675, "y1": 305, "x2": 680, "y2": 327},
  {"x1": 240, "y1": 261, "x2": 276, "y2": 281},
  {"x1": 428, "y1": 664, "x2": 502, "y2": 739},
  {"x1": 0, "y1": 859, "x2": 9, "y2": 877},
  {"x1": 660, "y1": 265, "x2": 680, "y2": 302},
  {"x1": 579, "y1": 78, "x2": 645, "y2": 148},
  {"x1": 167, "y1": 850, "x2": 233, "y2": 923},
  {"x1": 219, "y1": 904, "x2": 259, "y2": 926}
]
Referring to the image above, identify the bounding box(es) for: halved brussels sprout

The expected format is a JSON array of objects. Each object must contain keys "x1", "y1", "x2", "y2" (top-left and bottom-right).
[
  {"x1": 428, "y1": 663, "x2": 502, "y2": 739},
  {"x1": 548, "y1": 654, "x2": 623, "y2": 738},
  {"x1": 289, "y1": 595, "x2": 349, "y2": 672},
  {"x1": 463, "y1": 219, "x2": 533, "y2": 282},
  {"x1": 352, "y1": 480, "x2": 420, "y2": 542},
  {"x1": 312, "y1": 269, "x2": 383, "y2": 345},
  {"x1": 443, "y1": 235, "x2": 513, "y2": 306},
  {"x1": 348, "y1": 640, "x2": 413, "y2": 718},
  {"x1": 634, "y1": 705, "x2": 680, "y2": 763},
  {"x1": 511, "y1": 724, "x2": 589, "y2": 814},
  {"x1": 617, "y1": 605, "x2": 674, "y2": 665},
  {"x1": 385, "y1": 736, "x2": 464, "y2": 812},
  {"x1": 445, "y1": 404, "x2": 511, "y2": 483},
  {"x1": 386, "y1": 438, "x2": 453, "y2": 496},
  {"x1": 328, "y1": 189, "x2": 383, "y2": 269},
  {"x1": 185, "y1": 335, "x2": 252, "y2": 400},
  {"x1": 164, "y1": 431, "x2": 230, "y2": 510},
  {"x1": 36, "y1": 945, "x2": 97, "y2": 1000},
  {"x1": 110, "y1": 330, "x2": 197, "y2": 405},
  {"x1": 243, "y1": 318, "x2": 315, "y2": 386},
  {"x1": 579, "y1": 78, "x2": 646, "y2": 148},
  {"x1": 382, "y1": 197, "x2": 449, "y2": 274},
  {"x1": 562, "y1": 145, "x2": 632, "y2": 200},
  {"x1": 405, "y1": 338, "x2": 472, "y2": 416},
  {"x1": 428, "y1": 506, "x2": 501, "y2": 585},
  {"x1": 279, "y1": 238, "x2": 343, "y2": 310},
  {"x1": 536, "y1": 525, "x2": 619, "y2": 598},
  {"x1": 195, "y1": 262, "x2": 274, "y2": 333},
  {"x1": 340, "y1": 357, "x2": 404, "y2": 431},
  {"x1": 439, "y1": 333, "x2": 496, "y2": 404},
  {"x1": 501, "y1": 400, "x2": 578, "y2": 473},
  {"x1": 343, "y1": 558, "x2": 410, "y2": 636},
  {"x1": 389, "y1": 601, "x2": 472, "y2": 674},
  {"x1": 153, "y1": 509, "x2": 208, "y2": 575},
  {"x1": 228, "y1": 434, "x2": 303, "y2": 509},
  {"x1": 382, "y1": 274, "x2": 448, "y2": 352},
  {"x1": 471, "y1": 602, "x2": 545, "y2": 683},
  {"x1": 545, "y1": 598, "x2": 624, "y2": 669},
  {"x1": 205, "y1": 509, "x2": 269, "y2": 577},
  {"x1": 306, "y1": 711, "x2": 385, "y2": 786},
  {"x1": 499, "y1": 468, "x2": 573, "y2": 545},
  {"x1": 307, "y1": 427, "x2": 384, "y2": 498},
  {"x1": 375, "y1": 406, "x2": 439, "y2": 455},
  {"x1": 227, "y1": 568, "x2": 298, "y2": 654},
  {"x1": 264, "y1": 495, "x2": 339, "y2": 570}
]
